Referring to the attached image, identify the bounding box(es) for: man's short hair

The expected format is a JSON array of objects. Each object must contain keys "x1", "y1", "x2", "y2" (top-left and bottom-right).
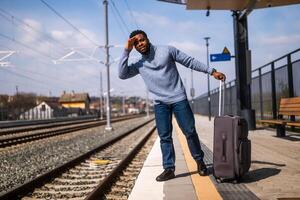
[{"x1": 129, "y1": 30, "x2": 148, "y2": 39}]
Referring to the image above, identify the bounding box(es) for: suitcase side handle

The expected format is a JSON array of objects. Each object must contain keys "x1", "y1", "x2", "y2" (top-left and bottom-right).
[{"x1": 222, "y1": 133, "x2": 227, "y2": 162}]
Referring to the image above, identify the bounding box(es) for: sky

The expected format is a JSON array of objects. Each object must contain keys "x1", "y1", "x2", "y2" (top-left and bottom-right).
[{"x1": 0, "y1": 0, "x2": 299, "y2": 100}]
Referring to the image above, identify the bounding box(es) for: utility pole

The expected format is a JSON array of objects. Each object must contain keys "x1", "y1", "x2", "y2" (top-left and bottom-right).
[
  {"x1": 103, "y1": 0, "x2": 112, "y2": 131},
  {"x1": 146, "y1": 90, "x2": 149, "y2": 118},
  {"x1": 100, "y1": 71, "x2": 103, "y2": 120},
  {"x1": 15, "y1": 85, "x2": 19, "y2": 95},
  {"x1": 204, "y1": 37, "x2": 211, "y2": 121},
  {"x1": 122, "y1": 94, "x2": 125, "y2": 115}
]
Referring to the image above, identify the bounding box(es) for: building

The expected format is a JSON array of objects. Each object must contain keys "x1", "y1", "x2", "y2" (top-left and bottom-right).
[
  {"x1": 59, "y1": 91, "x2": 90, "y2": 114},
  {"x1": 127, "y1": 107, "x2": 140, "y2": 114},
  {"x1": 20, "y1": 100, "x2": 65, "y2": 120}
]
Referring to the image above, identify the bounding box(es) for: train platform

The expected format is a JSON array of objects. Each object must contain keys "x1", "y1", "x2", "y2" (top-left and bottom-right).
[{"x1": 128, "y1": 115, "x2": 300, "y2": 200}]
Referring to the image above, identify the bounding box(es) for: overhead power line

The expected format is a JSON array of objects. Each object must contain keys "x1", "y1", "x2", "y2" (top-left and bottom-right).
[
  {"x1": 0, "y1": 44, "x2": 12, "y2": 50},
  {"x1": 0, "y1": 12, "x2": 66, "y2": 58},
  {"x1": 0, "y1": 32, "x2": 55, "y2": 60},
  {"x1": 1, "y1": 67, "x2": 99, "y2": 93},
  {"x1": 123, "y1": 0, "x2": 140, "y2": 29},
  {"x1": 109, "y1": 0, "x2": 130, "y2": 34},
  {"x1": 39, "y1": 0, "x2": 115, "y2": 61},
  {"x1": 0, "y1": 8, "x2": 67, "y2": 50},
  {"x1": 40, "y1": 0, "x2": 100, "y2": 47},
  {"x1": 13, "y1": 66, "x2": 97, "y2": 89},
  {"x1": 109, "y1": 4, "x2": 129, "y2": 38},
  {"x1": 0, "y1": 67, "x2": 58, "y2": 91}
]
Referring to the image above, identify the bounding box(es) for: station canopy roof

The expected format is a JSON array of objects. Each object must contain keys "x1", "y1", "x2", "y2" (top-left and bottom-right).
[{"x1": 158, "y1": 0, "x2": 300, "y2": 10}]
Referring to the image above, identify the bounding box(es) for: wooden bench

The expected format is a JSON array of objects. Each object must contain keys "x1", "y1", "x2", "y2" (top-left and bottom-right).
[{"x1": 259, "y1": 97, "x2": 300, "y2": 137}]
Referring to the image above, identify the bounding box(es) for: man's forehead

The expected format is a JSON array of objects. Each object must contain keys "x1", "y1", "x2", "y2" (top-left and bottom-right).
[{"x1": 135, "y1": 34, "x2": 146, "y2": 39}]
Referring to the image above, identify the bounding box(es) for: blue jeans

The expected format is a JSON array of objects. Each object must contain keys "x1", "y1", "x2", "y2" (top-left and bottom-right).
[{"x1": 154, "y1": 99, "x2": 204, "y2": 170}]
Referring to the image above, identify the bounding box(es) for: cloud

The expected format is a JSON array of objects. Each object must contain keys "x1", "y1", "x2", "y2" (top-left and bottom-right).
[
  {"x1": 51, "y1": 30, "x2": 73, "y2": 41},
  {"x1": 2, "y1": 18, "x2": 103, "y2": 96},
  {"x1": 72, "y1": 29, "x2": 100, "y2": 47},
  {"x1": 259, "y1": 34, "x2": 300, "y2": 45},
  {"x1": 132, "y1": 11, "x2": 205, "y2": 38},
  {"x1": 14, "y1": 17, "x2": 101, "y2": 63},
  {"x1": 51, "y1": 28, "x2": 100, "y2": 47},
  {"x1": 133, "y1": 12, "x2": 171, "y2": 28},
  {"x1": 168, "y1": 41, "x2": 205, "y2": 54},
  {"x1": 20, "y1": 19, "x2": 43, "y2": 43},
  {"x1": 2, "y1": 1, "x2": 299, "y2": 98},
  {"x1": 132, "y1": 11, "x2": 231, "y2": 38}
]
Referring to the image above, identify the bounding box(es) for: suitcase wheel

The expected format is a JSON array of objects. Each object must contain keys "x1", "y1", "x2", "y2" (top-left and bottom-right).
[
  {"x1": 216, "y1": 178, "x2": 223, "y2": 183},
  {"x1": 215, "y1": 177, "x2": 239, "y2": 184}
]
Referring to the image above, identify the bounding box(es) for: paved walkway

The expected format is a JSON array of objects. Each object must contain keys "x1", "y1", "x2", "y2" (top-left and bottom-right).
[
  {"x1": 129, "y1": 114, "x2": 300, "y2": 200},
  {"x1": 128, "y1": 129, "x2": 198, "y2": 200},
  {"x1": 194, "y1": 114, "x2": 300, "y2": 200}
]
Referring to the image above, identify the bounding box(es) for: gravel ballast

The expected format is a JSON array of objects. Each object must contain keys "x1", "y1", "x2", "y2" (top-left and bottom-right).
[{"x1": 0, "y1": 117, "x2": 152, "y2": 194}]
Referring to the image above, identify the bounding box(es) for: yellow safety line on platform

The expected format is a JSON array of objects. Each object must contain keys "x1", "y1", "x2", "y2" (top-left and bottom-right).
[{"x1": 174, "y1": 119, "x2": 222, "y2": 200}]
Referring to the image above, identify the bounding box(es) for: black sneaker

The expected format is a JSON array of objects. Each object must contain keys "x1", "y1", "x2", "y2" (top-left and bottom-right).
[
  {"x1": 156, "y1": 169, "x2": 175, "y2": 182},
  {"x1": 197, "y1": 160, "x2": 208, "y2": 176}
]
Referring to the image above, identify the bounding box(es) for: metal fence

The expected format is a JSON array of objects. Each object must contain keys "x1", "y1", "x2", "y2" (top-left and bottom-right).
[{"x1": 192, "y1": 48, "x2": 300, "y2": 120}]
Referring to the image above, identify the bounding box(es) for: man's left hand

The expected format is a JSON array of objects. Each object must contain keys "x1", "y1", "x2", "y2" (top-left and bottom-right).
[{"x1": 212, "y1": 71, "x2": 226, "y2": 82}]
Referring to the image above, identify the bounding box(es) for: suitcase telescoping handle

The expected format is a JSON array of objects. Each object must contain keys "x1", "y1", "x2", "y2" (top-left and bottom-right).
[{"x1": 218, "y1": 80, "x2": 225, "y2": 116}]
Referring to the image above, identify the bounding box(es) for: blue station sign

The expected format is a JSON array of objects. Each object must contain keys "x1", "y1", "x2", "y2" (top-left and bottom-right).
[
  {"x1": 210, "y1": 53, "x2": 231, "y2": 62},
  {"x1": 210, "y1": 47, "x2": 232, "y2": 62}
]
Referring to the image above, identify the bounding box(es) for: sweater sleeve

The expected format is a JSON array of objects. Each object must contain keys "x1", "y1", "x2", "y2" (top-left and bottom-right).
[
  {"x1": 118, "y1": 49, "x2": 140, "y2": 79},
  {"x1": 169, "y1": 46, "x2": 214, "y2": 74}
]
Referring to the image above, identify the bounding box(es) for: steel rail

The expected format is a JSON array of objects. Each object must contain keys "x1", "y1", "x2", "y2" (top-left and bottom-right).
[
  {"x1": 0, "y1": 114, "x2": 143, "y2": 135},
  {"x1": 85, "y1": 125, "x2": 156, "y2": 200},
  {"x1": 0, "y1": 117, "x2": 154, "y2": 200},
  {"x1": 0, "y1": 114, "x2": 145, "y2": 148},
  {"x1": 0, "y1": 118, "x2": 97, "y2": 135},
  {"x1": 0, "y1": 115, "x2": 97, "y2": 129}
]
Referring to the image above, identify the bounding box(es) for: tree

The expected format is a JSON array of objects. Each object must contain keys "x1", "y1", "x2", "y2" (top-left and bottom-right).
[{"x1": 7, "y1": 93, "x2": 36, "y2": 120}]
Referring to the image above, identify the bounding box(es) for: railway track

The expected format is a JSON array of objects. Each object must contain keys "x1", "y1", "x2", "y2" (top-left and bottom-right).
[
  {"x1": 0, "y1": 118, "x2": 98, "y2": 135},
  {"x1": 0, "y1": 116, "x2": 97, "y2": 129},
  {"x1": 0, "y1": 118, "x2": 156, "y2": 200},
  {"x1": 0, "y1": 115, "x2": 143, "y2": 148}
]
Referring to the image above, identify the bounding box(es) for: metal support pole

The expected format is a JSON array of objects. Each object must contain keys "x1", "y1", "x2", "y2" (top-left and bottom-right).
[
  {"x1": 122, "y1": 95, "x2": 125, "y2": 115},
  {"x1": 233, "y1": 11, "x2": 256, "y2": 130},
  {"x1": 103, "y1": 0, "x2": 112, "y2": 130},
  {"x1": 287, "y1": 54, "x2": 295, "y2": 123},
  {"x1": 270, "y1": 63, "x2": 277, "y2": 119},
  {"x1": 258, "y1": 68, "x2": 264, "y2": 119},
  {"x1": 229, "y1": 81, "x2": 233, "y2": 114},
  {"x1": 204, "y1": 37, "x2": 211, "y2": 120},
  {"x1": 146, "y1": 90, "x2": 149, "y2": 118},
  {"x1": 100, "y1": 71, "x2": 103, "y2": 120},
  {"x1": 287, "y1": 54, "x2": 294, "y2": 98}
]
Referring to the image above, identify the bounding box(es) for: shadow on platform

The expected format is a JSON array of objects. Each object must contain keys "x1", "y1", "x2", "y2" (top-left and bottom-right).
[
  {"x1": 174, "y1": 166, "x2": 281, "y2": 185},
  {"x1": 251, "y1": 160, "x2": 286, "y2": 167},
  {"x1": 273, "y1": 134, "x2": 300, "y2": 142},
  {"x1": 175, "y1": 171, "x2": 198, "y2": 178},
  {"x1": 242, "y1": 168, "x2": 281, "y2": 183}
]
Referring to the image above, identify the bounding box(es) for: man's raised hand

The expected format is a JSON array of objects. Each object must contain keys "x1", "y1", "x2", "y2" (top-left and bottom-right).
[{"x1": 125, "y1": 36, "x2": 137, "y2": 51}]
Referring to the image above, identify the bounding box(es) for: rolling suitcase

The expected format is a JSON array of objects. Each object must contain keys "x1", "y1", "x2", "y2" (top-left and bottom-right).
[{"x1": 213, "y1": 81, "x2": 251, "y2": 183}]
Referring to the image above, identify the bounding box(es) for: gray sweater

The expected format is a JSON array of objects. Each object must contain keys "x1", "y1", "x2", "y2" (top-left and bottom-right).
[{"x1": 119, "y1": 44, "x2": 214, "y2": 104}]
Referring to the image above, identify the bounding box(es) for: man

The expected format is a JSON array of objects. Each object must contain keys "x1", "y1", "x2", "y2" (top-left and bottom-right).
[{"x1": 119, "y1": 30, "x2": 225, "y2": 182}]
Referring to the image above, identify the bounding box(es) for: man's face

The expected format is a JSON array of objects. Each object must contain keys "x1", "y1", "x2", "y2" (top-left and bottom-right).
[{"x1": 133, "y1": 34, "x2": 149, "y2": 55}]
